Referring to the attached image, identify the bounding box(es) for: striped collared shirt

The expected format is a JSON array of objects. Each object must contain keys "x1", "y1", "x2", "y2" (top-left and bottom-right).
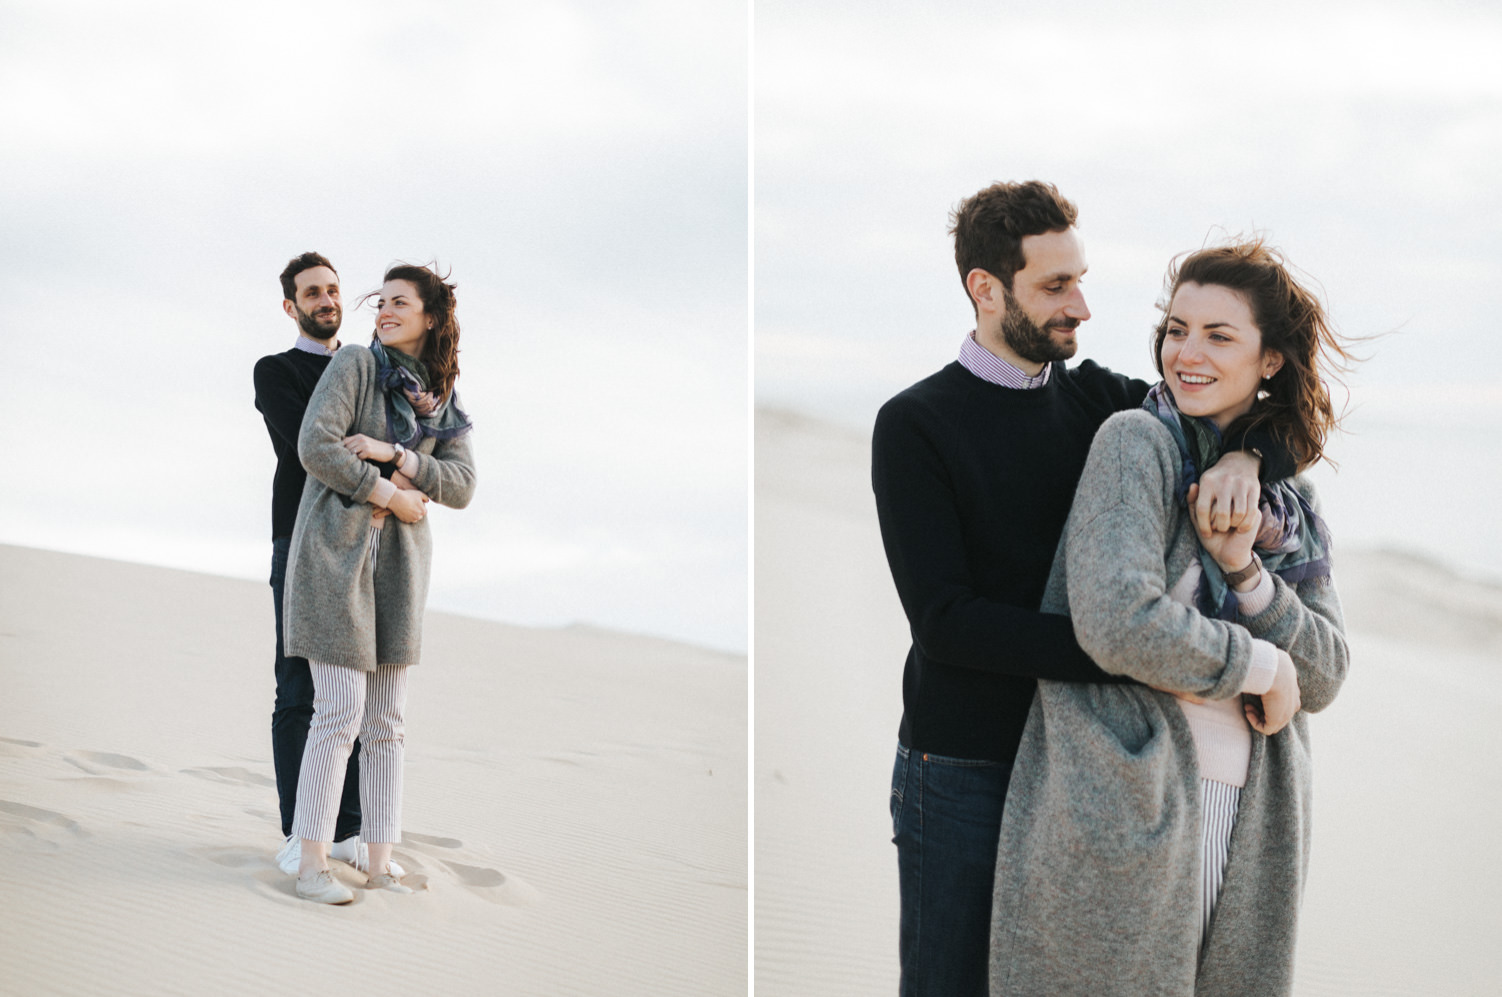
[
  {"x1": 293, "y1": 335, "x2": 340, "y2": 357},
  {"x1": 958, "y1": 330, "x2": 1051, "y2": 389}
]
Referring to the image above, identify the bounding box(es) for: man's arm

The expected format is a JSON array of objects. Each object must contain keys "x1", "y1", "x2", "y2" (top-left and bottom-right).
[
  {"x1": 871, "y1": 398, "x2": 1127, "y2": 684},
  {"x1": 253, "y1": 355, "x2": 309, "y2": 452},
  {"x1": 1072, "y1": 362, "x2": 1295, "y2": 532}
]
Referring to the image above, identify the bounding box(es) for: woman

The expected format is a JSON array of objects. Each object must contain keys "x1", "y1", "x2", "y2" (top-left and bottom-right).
[
  {"x1": 988, "y1": 240, "x2": 1352, "y2": 994},
  {"x1": 283, "y1": 263, "x2": 476, "y2": 904}
]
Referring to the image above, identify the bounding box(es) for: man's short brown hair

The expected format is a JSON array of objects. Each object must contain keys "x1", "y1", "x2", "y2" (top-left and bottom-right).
[
  {"x1": 279, "y1": 251, "x2": 337, "y2": 301},
  {"x1": 949, "y1": 181, "x2": 1078, "y2": 304}
]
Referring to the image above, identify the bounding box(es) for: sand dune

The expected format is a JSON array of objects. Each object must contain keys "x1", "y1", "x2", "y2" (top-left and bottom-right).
[
  {"x1": 753, "y1": 407, "x2": 1502, "y2": 997},
  {"x1": 0, "y1": 544, "x2": 746, "y2": 996}
]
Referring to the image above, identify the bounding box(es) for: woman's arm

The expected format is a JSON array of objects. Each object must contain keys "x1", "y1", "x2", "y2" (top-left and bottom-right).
[
  {"x1": 1064, "y1": 413, "x2": 1265, "y2": 701},
  {"x1": 1237, "y1": 486, "x2": 1349, "y2": 713},
  {"x1": 1199, "y1": 482, "x2": 1350, "y2": 714},
  {"x1": 297, "y1": 349, "x2": 383, "y2": 504},
  {"x1": 405, "y1": 394, "x2": 476, "y2": 510}
]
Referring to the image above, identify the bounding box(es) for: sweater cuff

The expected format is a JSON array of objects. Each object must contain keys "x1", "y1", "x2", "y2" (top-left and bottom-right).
[
  {"x1": 397, "y1": 449, "x2": 418, "y2": 479},
  {"x1": 1234, "y1": 567, "x2": 1276, "y2": 617},
  {"x1": 1241, "y1": 639, "x2": 1279, "y2": 696},
  {"x1": 368, "y1": 476, "x2": 398, "y2": 508}
]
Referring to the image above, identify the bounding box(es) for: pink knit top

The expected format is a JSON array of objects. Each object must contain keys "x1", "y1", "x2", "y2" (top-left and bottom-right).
[{"x1": 1168, "y1": 563, "x2": 1278, "y2": 788}]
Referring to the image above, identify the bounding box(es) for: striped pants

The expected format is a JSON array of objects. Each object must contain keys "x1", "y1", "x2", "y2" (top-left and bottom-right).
[
  {"x1": 1199, "y1": 779, "x2": 1242, "y2": 949},
  {"x1": 291, "y1": 661, "x2": 410, "y2": 844}
]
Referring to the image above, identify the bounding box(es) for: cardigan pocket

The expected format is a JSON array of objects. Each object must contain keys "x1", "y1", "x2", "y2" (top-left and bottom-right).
[{"x1": 1035, "y1": 682, "x2": 1197, "y2": 868}]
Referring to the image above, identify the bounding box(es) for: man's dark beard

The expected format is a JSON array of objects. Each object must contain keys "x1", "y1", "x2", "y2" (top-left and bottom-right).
[
  {"x1": 1001, "y1": 291, "x2": 1077, "y2": 365},
  {"x1": 294, "y1": 302, "x2": 342, "y2": 341}
]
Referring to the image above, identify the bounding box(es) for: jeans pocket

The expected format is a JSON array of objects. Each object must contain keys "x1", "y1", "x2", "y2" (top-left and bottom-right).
[{"x1": 890, "y1": 742, "x2": 911, "y2": 837}]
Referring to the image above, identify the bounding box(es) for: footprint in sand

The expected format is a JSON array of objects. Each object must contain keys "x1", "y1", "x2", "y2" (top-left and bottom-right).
[
  {"x1": 395, "y1": 831, "x2": 537, "y2": 904},
  {"x1": 440, "y1": 860, "x2": 542, "y2": 906},
  {"x1": 63, "y1": 750, "x2": 154, "y2": 776},
  {"x1": 180, "y1": 766, "x2": 277, "y2": 788},
  {"x1": 0, "y1": 738, "x2": 43, "y2": 760},
  {"x1": 0, "y1": 800, "x2": 89, "y2": 850},
  {"x1": 195, "y1": 846, "x2": 272, "y2": 869}
]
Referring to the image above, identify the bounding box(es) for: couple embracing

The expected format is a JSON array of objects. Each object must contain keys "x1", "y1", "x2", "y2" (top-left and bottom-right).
[
  {"x1": 873, "y1": 181, "x2": 1352, "y2": 995},
  {"x1": 253, "y1": 253, "x2": 476, "y2": 904}
]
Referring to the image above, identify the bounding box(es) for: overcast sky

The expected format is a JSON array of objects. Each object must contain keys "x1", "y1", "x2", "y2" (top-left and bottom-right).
[
  {"x1": 755, "y1": 0, "x2": 1502, "y2": 579},
  {"x1": 1, "y1": 0, "x2": 749, "y2": 652}
]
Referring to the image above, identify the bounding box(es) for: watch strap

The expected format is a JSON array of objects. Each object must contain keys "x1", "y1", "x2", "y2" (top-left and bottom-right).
[{"x1": 1223, "y1": 552, "x2": 1262, "y2": 587}]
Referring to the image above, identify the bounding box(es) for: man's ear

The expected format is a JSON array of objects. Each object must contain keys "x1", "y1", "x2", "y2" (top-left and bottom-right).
[
  {"x1": 966, "y1": 269, "x2": 1003, "y2": 315},
  {"x1": 283, "y1": 299, "x2": 297, "y2": 321}
]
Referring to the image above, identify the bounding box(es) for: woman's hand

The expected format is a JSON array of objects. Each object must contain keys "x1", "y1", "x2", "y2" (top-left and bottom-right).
[
  {"x1": 370, "y1": 473, "x2": 420, "y2": 522},
  {"x1": 342, "y1": 434, "x2": 397, "y2": 463},
  {"x1": 386, "y1": 488, "x2": 430, "y2": 524},
  {"x1": 1245, "y1": 649, "x2": 1300, "y2": 736}
]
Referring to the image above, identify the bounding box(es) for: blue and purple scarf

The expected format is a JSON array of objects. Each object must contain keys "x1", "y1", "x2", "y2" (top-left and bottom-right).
[
  {"x1": 1143, "y1": 382, "x2": 1331, "y2": 620},
  {"x1": 369, "y1": 338, "x2": 473, "y2": 449}
]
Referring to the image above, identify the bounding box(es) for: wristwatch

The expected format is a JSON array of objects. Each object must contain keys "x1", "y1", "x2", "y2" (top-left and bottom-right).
[
  {"x1": 391, "y1": 442, "x2": 406, "y2": 467},
  {"x1": 1222, "y1": 552, "x2": 1262, "y2": 587}
]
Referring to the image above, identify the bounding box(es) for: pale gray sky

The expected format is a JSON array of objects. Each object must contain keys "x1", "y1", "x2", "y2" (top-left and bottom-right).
[
  {"x1": 1, "y1": 0, "x2": 749, "y2": 652},
  {"x1": 755, "y1": 0, "x2": 1502, "y2": 578}
]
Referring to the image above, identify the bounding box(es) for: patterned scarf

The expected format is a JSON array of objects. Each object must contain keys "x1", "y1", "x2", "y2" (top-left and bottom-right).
[
  {"x1": 1142, "y1": 382, "x2": 1331, "y2": 620},
  {"x1": 368, "y1": 338, "x2": 473, "y2": 449}
]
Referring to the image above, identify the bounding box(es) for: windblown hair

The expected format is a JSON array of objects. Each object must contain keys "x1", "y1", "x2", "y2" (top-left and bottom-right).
[
  {"x1": 377, "y1": 263, "x2": 462, "y2": 402},
  {"x1": 949, "y1": 181, "x2": 1078, "y2": 309},
  {"x1": 279, "y1": 251, "x2": 337, "y2": 300},
  {"x1": 1152, "y1": 238, "x2": 1355, "y2": 472}
]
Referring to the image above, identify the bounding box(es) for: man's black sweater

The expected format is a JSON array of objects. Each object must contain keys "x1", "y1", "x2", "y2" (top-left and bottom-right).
[
  {"x1": 872, "y1": 359, "x2": 1294, "y2": 765},
  {"x1": 254, "y1": 347, "x2": 333, "y2": 540}
]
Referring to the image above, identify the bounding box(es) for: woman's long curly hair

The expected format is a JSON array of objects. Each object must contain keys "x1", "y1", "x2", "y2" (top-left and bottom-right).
[
  {"x1": 1152, "y1": 238, "x2": 1356, "y2": 472},
  {"x1": 373, "y1": 263, "x2": 461, "y2": 401}
]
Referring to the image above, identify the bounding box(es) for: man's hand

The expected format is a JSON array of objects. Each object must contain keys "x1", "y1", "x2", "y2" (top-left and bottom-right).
[
  {"x1": 391, "y1": 470, "x2": 419, "y2": 490},
  {"x1": 1244, "y1": 649, "x2": 1300, "y2": 736},
  {"x1": 1188, "y1": 449, "x2": 1261, "y2": 537},
  {"x1": 387, "y1": 488, "x2": 430, "y2": 524},
  {"x1": 1200, "y1": 505, "x2": 1261, "y2": 589},
  {"x1": 342, "y1": 434, "x2": 397, "y2": 463}
]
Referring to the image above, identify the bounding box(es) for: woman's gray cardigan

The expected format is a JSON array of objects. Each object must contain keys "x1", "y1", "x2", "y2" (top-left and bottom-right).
[
  {"x1": 283, "y1": 345, "x2": 476, "y2": 671},
  {"x1": 988, "y1": 410, "x2": 1348, "y2": 997}
]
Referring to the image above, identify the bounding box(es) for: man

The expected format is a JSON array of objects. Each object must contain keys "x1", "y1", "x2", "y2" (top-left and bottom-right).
[
  {"x1": 871, "y1": 182, "x2": 1287, "y2": 996},
  {"x1": 254, "y1": 252, "x2": 394, "y2": 876}
]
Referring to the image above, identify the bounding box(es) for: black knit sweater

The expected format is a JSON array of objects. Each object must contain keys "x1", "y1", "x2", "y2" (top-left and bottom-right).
[
  {"x1": 871, "y1": 359, "x2": 1290, "y2": 764},
  {"x1": 253, "y1": 347, "x2": 333, "y2": 540}
]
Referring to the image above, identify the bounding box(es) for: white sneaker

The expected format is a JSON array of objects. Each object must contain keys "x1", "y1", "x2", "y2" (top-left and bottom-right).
[
  {"x1": 296, "y1": 869, "x2": 354, "y2": 905},
  {"x1": 331, "y1": 835, "x2": 406, "y2": 878},
  {"x1": 275, "y1": 834, "x2": 301, "y2": 876},
  {"x1": 366, "y1": 872, "x2": 414, "y2": 894}
]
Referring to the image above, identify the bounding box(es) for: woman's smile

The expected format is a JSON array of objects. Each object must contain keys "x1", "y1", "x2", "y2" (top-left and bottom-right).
[
  {"x1": 374, "y1": 278, "x2": 430, "y2": 354},
  {"x1": 1160, "y1": 282, "x2": 1281, "y2": 431}
]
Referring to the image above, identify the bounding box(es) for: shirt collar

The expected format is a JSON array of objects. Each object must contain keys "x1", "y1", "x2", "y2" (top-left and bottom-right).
[
  {"x1": 293, "y1": 335, "x2": 340, "y2": 357},
  {"x1": 958, "y1": 330, "x2": 1051, "y2": 389}
]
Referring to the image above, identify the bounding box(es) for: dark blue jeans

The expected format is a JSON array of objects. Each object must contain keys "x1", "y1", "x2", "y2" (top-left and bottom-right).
[
  {"x1": 271, "y1": 537, "x2": 361, "y2": 842},
  {"x1": 890, "y1": 741, "x2": 1013, "y2": 997}
]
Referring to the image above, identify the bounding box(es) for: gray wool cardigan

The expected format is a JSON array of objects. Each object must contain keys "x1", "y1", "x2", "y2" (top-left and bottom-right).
[
  {"x1": 988, "y1": 410, "x2": 1349, "y2": 997},
  {"x1": 283, "y1": 345, "x2": 476, "y2": 671}
]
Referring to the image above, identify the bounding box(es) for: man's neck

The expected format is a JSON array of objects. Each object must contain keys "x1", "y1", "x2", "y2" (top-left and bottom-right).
[
  {"x1": 973, "y1": 326, "x2": 1044, "y2": 377},
  {"x1": 296, "y1": 333, "x2": 340, "y2": 356},
  {"x1": 973, "y1": 327, "x2": 1045, "y2": 377}
]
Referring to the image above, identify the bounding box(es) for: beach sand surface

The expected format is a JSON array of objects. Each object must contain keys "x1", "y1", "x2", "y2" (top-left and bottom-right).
[
  {"x1": 754, "y1": 407, "x2": 1502, "y2": 997},
  {"x1": 0, "y1": 544, "x2": 746, "y2": 997}
]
